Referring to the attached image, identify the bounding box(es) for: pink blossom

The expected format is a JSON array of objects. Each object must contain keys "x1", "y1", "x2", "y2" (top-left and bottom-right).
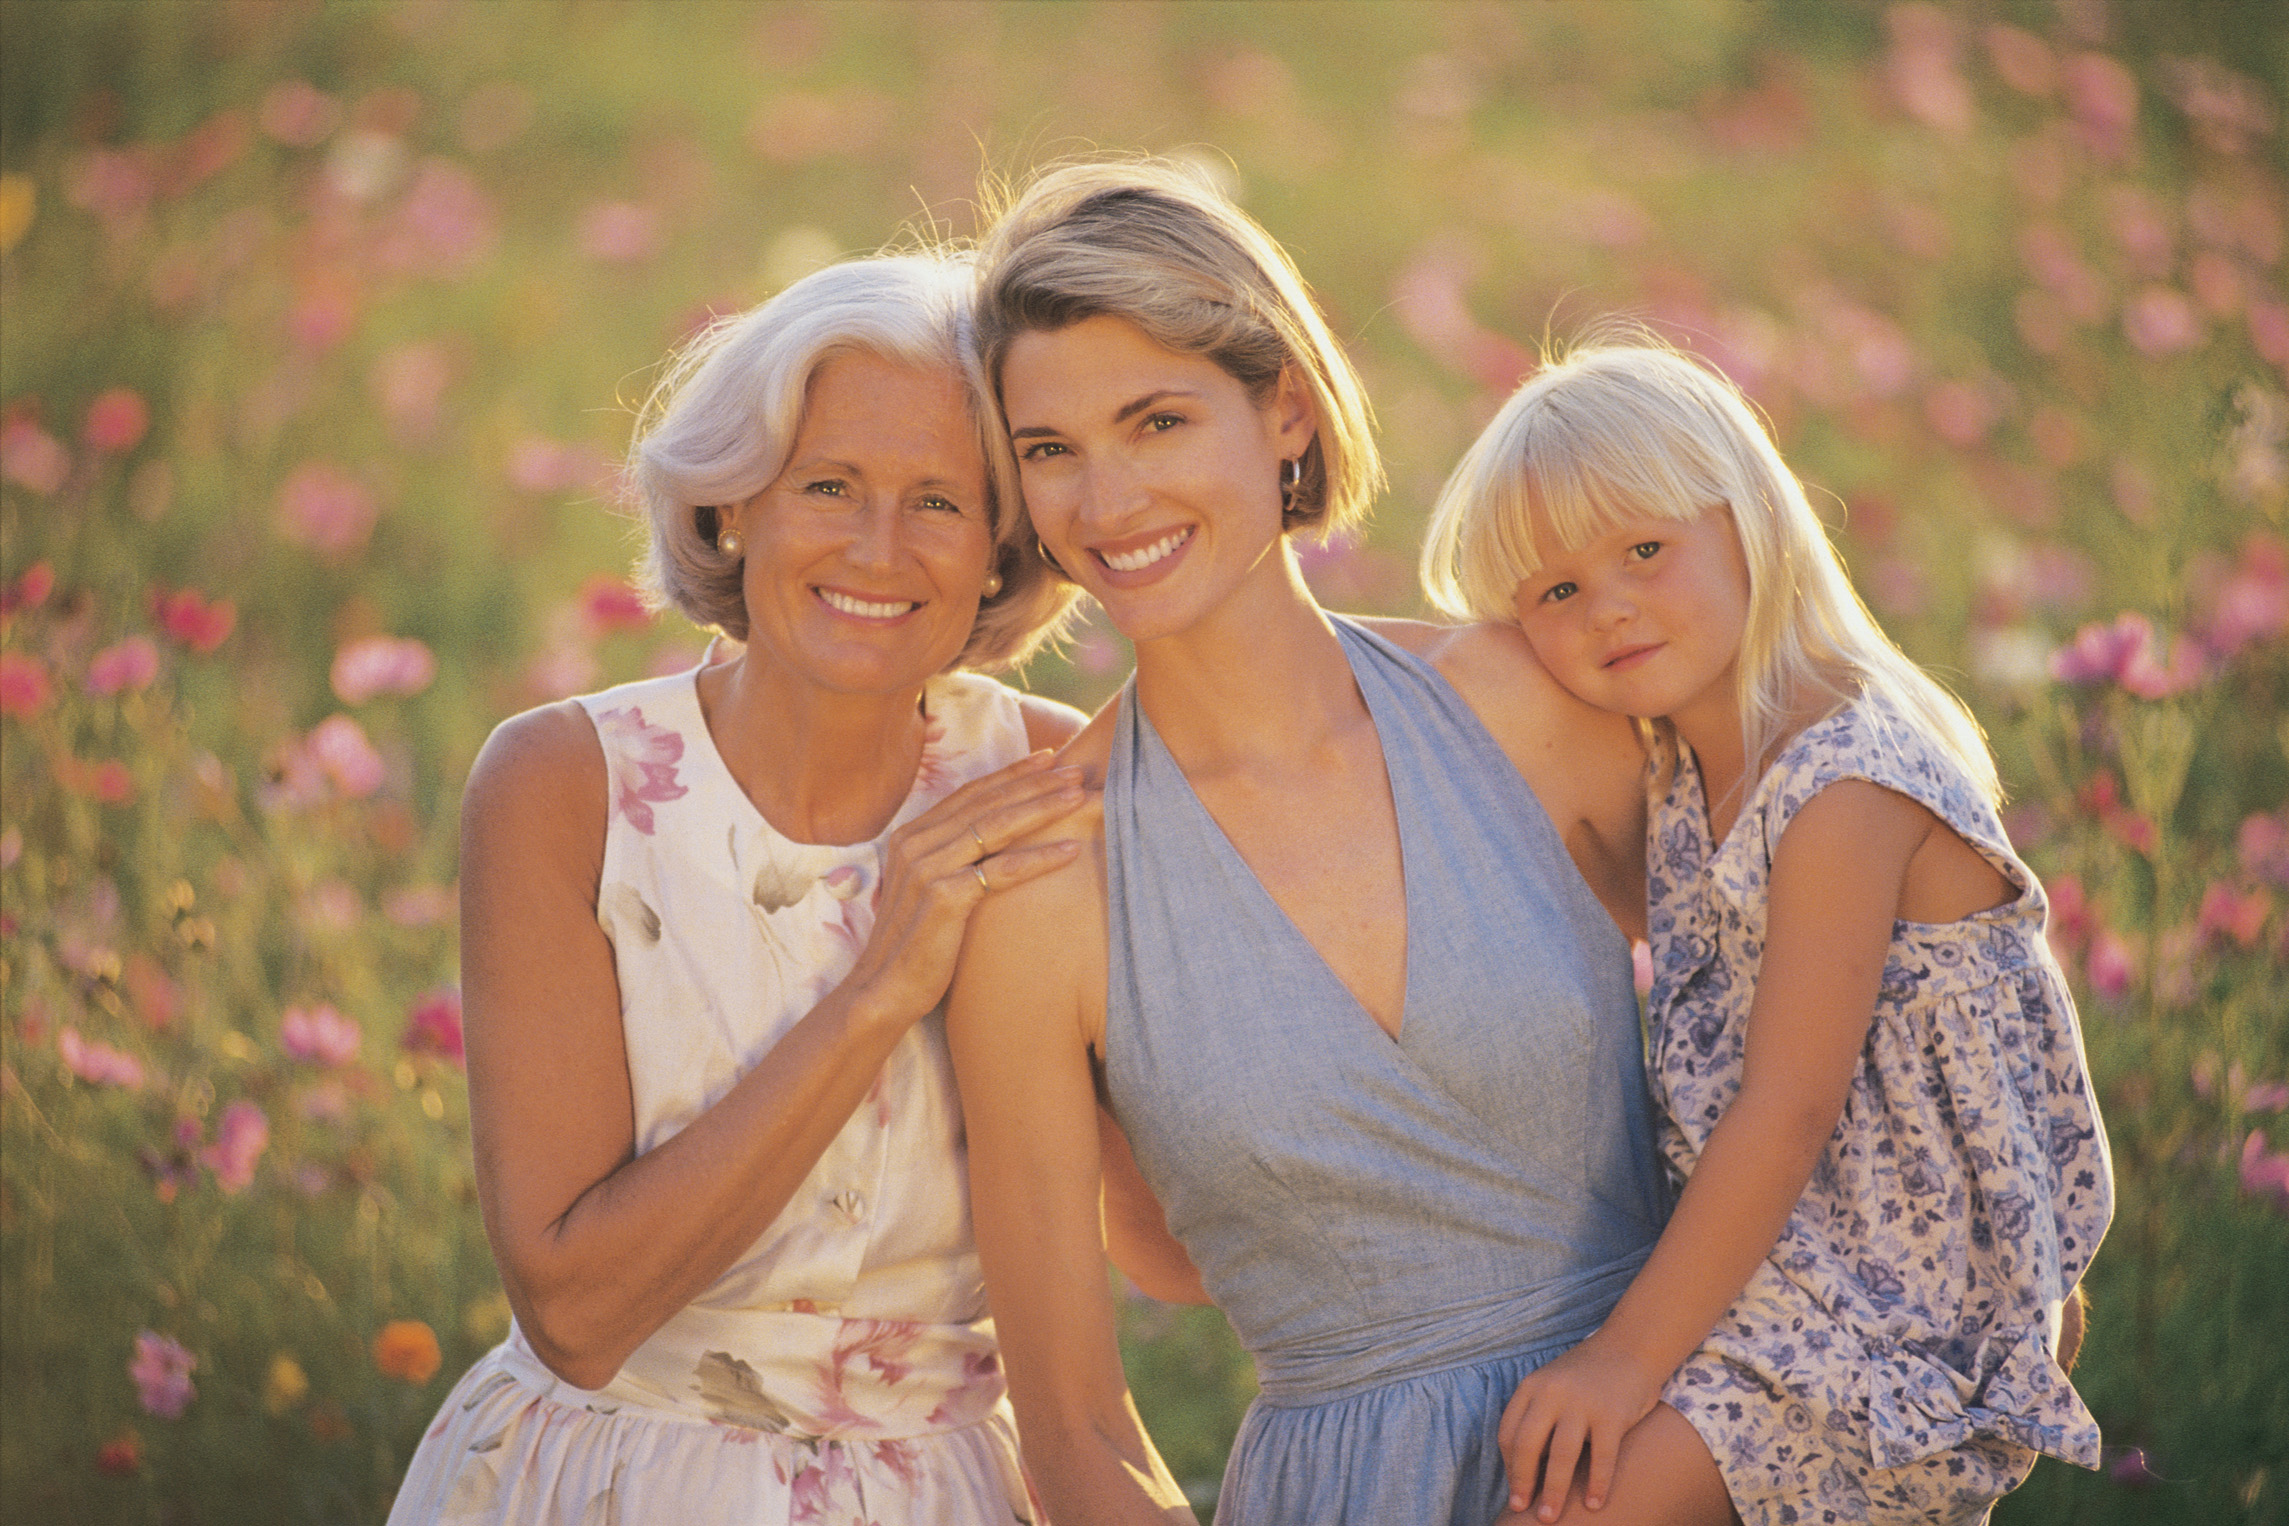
[
  {"x1": 2196, "y1": 535, "x2": 2288, "y2": 659},
  {"x1": 83, "y1": 388, "x2": 150, "y2": 453},
  {"x1": 1884, "y1": 4, "x2": 1973, "y2": 135},
  {"x1": 57, "y1": 1026, "x2": 145, "y2": 1089},
  {"x1": 306, "y1": 714, "x2": 386, "y2": 797},
  {"x1": 1983, "y1": 24, "x2": 2055, "y2": 96},
  {"x1": 370, "y1": 341, "x2": 453, "y2": 445},
  {"x1": 1, "y1": 560, "x2": 53, "y2": 618},
  {"x1": 199, "y1": 1100, "x2": 269, "y2": 1193},
  {"x1": 592, "y1": 705, "x2": 687, "y2": 834},
  {"x1": 506, "y1": 436, "x2": 616, "y2": 495},
  {"x1": 280, "y1": 1004, "x2": 361, "y2": 1067},
  {"x1": 152, "y1": 587, "x2": 236, "y2": 652},
  {"x1": 403, "y1": 988, "x2": 464, "y2": 1064},
  {"x1": 580, "y1": 574, "x2": 652, "y2": 636},
  {"x1": 2239, "y1": 812, "x2": 2289, "y2": 886},
  {"x1": 2122, "y1": 286, "x2": 2202, "y2": 357},
  {"x1": 2197, "y1": 880, "x2": 2273, "y2": 950},
  {"x1": 259, "y1": 81, "x2": 340, "y2": 146},
  {"x1": 85, "y1": 636, "x2": 159, "y2": 696},
  {"x1": 2048, "y1": 611, "x2": 2205, "y2": 697},
  {"x1": 331, "y1": 635, "x2": 437, "y2": 703},
  {"x1": 302, "y1": 879, "x2": 362, "y2": 932},
  {"x1": 377, "y1": 158, "x2": 496, "y2": 274},
  {"x1": 524, "y1": 643, "x2": 599, "y2": 703},
  {"x1": 2241, "y1": 1130, "x2": 2289, "y2": 1210},
  {"x1": 2250, "y1": 300, "x2": 2289, "y2": 368},
  {"x1": 383, "y1": 883, "x2": 455, "y2": 927},
  {"x1": 2087, "y1": 931, "x2": 2136, "y2": 1000},
  {"x1": 579, "y1": 200, "x2": 661, "y2": 263},
  {"x1": 0, "y1": 652, "x2": 51, "y2": 717},
  {"x1": 2063, "y1": 52, "x2": 2139, "y2": 163},
  {"x1": 67, "y1": 148, "x2": 154, "y2": 236},
  {"x1": 129, "y1": 1331, "x2": 197, "y2": 1419},
  {"x1": 2246, "y1": 1083, "x2": 2289, "y2": 1115},
  {"x1": 277, "y1": 461, "x2": 379, "y2": 561},
  {"x1": 1, "y1": 416, "x2": 70, "y2": 494}
]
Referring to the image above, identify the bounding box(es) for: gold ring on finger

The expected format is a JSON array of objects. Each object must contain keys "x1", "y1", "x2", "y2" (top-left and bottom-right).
[{"x1": 972, "y1": 862, "x2": 990, "y2": 891}]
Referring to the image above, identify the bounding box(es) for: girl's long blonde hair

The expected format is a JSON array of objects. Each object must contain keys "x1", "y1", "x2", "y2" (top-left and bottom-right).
[{"x1": 1420, "y1": 335, "x2": 1999, "y2": 801}]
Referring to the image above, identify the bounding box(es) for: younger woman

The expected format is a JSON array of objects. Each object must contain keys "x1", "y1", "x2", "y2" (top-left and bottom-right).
[{"x1": 1420, "y1": 341, "x2": 2112, "y2": 1526}]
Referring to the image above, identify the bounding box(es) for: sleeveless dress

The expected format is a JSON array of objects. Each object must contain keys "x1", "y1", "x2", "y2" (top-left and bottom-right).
[
  {"x1": 1102, "y1": 618, "x2": 1672, "y2": 1526},
  {"x1": 1646, "y1": 692, "x2": 2113, "y2": 1526},
  {"x1": 388, "y1": 667, "x2": 1041, "y2": 1526}
]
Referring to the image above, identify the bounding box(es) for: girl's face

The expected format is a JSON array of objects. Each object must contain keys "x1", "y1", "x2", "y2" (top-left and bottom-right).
[
  {"x1": 999, "y1": 314, "x2": 1314, "y2": 645},
  {"x1": 723, "y1": 350, "x2": 994, "y2": 697},
  {"x1": 1511, "y1": 506, "x2": 1751, "y2": 737}
]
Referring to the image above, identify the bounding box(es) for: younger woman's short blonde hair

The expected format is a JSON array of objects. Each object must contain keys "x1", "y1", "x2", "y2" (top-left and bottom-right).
[
  {"x1": 974, "y1": 156, "x2": 1382, "y2": 540},
  {"x1": 1421, "y1": 335, "x2": 1998, "y2": 800},
  {"x1": 626, "y1": 251, "x2": 1078, "y2": 672}
]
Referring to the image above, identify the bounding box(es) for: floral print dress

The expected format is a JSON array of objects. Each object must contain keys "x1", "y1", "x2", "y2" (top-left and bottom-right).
[
  {"x1": 388, "y1": 667, "x2": 1039, "y2": 1526},
  {"x1": 1647, "y1": 692, "x2": 2113, "y2": 1526}
]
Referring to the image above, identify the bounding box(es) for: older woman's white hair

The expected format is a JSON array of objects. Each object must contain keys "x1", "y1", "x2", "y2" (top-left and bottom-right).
[{"x1": 628, "y1": 251, "x2": 1078, "y2": 672}]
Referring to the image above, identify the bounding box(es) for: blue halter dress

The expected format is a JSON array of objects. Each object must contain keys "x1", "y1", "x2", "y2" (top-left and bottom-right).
[{"x1": 1102, "y1": 618, "x2": 1671, "y2": 1525}]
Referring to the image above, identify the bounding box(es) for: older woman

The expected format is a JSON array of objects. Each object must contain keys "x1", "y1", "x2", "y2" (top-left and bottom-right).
[
  {"x1": 946, "y1": 162, "x2": 1690, "y2": 1526},
  {"x1": 389, "y1": 252, "x2": 1172, "y2": 1525}
]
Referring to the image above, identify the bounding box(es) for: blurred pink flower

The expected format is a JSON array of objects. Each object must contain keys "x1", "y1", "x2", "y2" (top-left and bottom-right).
[
  {"x1": 382, "y1": 883, "x2": 455, "y2": 927},
  {"x1": 1, "y1": 559, "x2": 53, "y2": 618},
  {"x1": 2249, "y1": 300, "x2": 2289, "y2": 369},
  {"x1": 2248, "y1": 1083, "x2": 2289, "y2": 1115},
  {"x1": 85, "y1": 636, "x2": 159, "y2": 696},
  {"x1": 199, "y1": 1100, "x2": 269, "y2": 1193},
  {"x1": 2063, "y1": 52, "x2": 2139, "y2": 163},
  {"x1": 124, "y1": 955, "x2": 181, "y2": 1031},
  {"x1": 83, "y1": 388, "x2": 150, "y2": 453},
  {"x1": 1884, "y1": 4, "x2": 1973, "y2": 135},
  {"x1": 2196, "y1": 534, "x2": 2288, "y2": 659},
  {"x1": 370, "y1": 341, "x2": 453, "y2": 445},
  {"x1": 592, "y1": 704, "x2": 687, "y2": 834},
  {"x1": 57, "y1": 1026, "x2": 145, "y2": 1089},
  {"x1": 2122, "y1": 286, "x2": 2202, "y2": 357},
  {"x1": 258, "y1": 80, "x2": 339, "y2": 146},
  {"x1": 2017, "y1": 225, "x2": 2106, "y2": 320},
  {"x1": 277, "y1": 461, "x2": 379, "y2": 561},
  {"x1": 2104, "y1": 186, "x2": 2175, "y2": 279},
  {"x1": 2048, "y1": 611, "x2": 2205, "y2": 697},
  {"x1": 2197, "y1": 880, "x2": 2273, "y2": 950},
  {"x1": 280, "y1": 1004, "x2": 361, "y2": 1067},
  {"x1": 2087, "y1": 930, "x2": 2136, "y2": 1000},
  {"x1": 298, "y1": 1079, "x2": 351, "y2": 1124},
  {"x1": 152, "y1": 587, "x2": 236, "y2": 652},
  {"x1": 1983, "y1": 24, "x2": 2055, "y2": 95},
  {"x1": 506, "y1": 435, "x2": 617, "y2": 496},
  {"x1": 57, "y1": 756, "x2": 136, "y2": 805},
  {"x1": 524, "y1": 643, "x2": 599, "y2": 702},
  {"x1": 67, "y1": 148, "x2": 154, "y2": 237},
  {"x1": 580, "y1": 574, "x2": 652, "y2": 636},
  {"x1": 2157, "y1": 56, "x2": 2276, "y2": 157},
  {"x1": 306, "y1": 714, "x2": 386, "y2": 798},
  {"x1": 378, "y1": 158, "x2": 497, "y2": 274},
  {"x1": 2241, "y1": 1130, "x2": 2289, "y2": 1210},
  {"x1": 302, "y1": 878, "x2": 362, "y2": 932},
  {"x1": 579, "y1": 200, "x2": 661, "y2": 263},
  {"x1": 403, "y1": 988, "x2": 464, "y2": 1064},
  {"x1": 129, "y1": 1331, "x2": 197, "y2": 1419},
  {"x1": 1, "y1": 416, "x2": 70, "y2": 494},
  {"x1": 331, "y1": 635, "x2": 437, "y2": 703},
  {"x1": 0, "y1": 652, "x2": 51, "y2": 717},
  {"x1": 2239, "y1": 812, "x2": 2289, "y2": 886},
  {"x1": 1923, "y1": 378, "x2": 2002, "y2": 446}
]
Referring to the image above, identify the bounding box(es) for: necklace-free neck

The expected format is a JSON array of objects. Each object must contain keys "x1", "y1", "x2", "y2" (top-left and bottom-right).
[{"x1": 698, "y1": 649, "x2": 930, "y2": 847}]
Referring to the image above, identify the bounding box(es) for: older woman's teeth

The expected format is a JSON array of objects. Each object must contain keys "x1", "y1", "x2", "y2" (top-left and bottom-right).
[
  {"x1": 819, "y1": 589, "x2": 917, "y2": 618},
  {"x1": 1100, "y1": 528, "x2": 1192, "y2": 572}
]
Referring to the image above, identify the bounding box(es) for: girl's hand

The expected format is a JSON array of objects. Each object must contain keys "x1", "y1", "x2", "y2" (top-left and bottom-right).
[
  {"x1": 1498, "y1": 1335, "x2": 1666, "y2": 1520},
  {"x1": 838, "y1": 750, "x2": 1086, "y2": 1029}
]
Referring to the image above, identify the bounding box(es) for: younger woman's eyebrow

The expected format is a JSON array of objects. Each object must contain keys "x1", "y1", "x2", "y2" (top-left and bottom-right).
[{"x1": 1009, "y1": 389, "x2": 1203, "y2": 441}]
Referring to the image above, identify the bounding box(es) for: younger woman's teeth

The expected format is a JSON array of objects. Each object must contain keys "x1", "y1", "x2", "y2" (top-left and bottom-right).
[
  {"x1": 819, "y1": 589, "x2": 917, "y2": 619},
  {"x1": 1099, "y1": 528, "x2": 1192, "y2": 573}
]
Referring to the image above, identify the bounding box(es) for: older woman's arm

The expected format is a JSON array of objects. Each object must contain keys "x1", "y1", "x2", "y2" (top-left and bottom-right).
[
  {"x1": 947, "y1": 837, "x2": 1198, "y2": 1525},
  {"x1": 464, "y1": 702, "x2": 1086, "y2": 1389}
]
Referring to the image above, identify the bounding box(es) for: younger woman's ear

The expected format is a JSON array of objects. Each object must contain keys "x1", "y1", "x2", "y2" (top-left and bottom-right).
[{"x1": 1269, "y1": 365, "x2": 1319, "y2": 454}]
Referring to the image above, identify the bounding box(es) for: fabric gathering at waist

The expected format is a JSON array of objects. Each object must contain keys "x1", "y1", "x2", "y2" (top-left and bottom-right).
[
  {"x1": 501, "y1": 1303, "x2": 1007, "y2": 1442},
  {"x1": 1245, "y1": 1250, "x2": 1650, "y2": 1406}
]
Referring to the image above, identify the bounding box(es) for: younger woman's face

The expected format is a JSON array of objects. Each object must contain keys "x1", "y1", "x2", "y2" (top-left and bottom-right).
[
  {"x1": 999, "y1": 314, "x2": 1313, "y2": 646},
  {"x1": 1510, "y1": 506, "x2": 1751, "y2": 738}
]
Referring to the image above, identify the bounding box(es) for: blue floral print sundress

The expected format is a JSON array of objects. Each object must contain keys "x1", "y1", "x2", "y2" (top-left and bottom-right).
[{"x1": 1646, "y1": 691, "x2": 2112, "y2": 1526}]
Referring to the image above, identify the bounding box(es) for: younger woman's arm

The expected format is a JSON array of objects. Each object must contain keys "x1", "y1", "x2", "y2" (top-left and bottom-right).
[
  {"x1": 1499, "y1": 779, "x2": 1933, "y2": 1520},
  {"x1": 946, "y1": 830, "x2": 1197, "y2": 1525}
]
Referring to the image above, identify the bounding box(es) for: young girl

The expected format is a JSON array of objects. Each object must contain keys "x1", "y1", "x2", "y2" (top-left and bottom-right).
[{"x1": 1420, "y1": 340, "x2": 2113, "y2": 1526}]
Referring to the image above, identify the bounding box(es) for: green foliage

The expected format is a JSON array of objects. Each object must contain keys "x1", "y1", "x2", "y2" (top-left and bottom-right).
[{"x1": 1, "y1": 2, "x2": 2283, "y2": 1521}]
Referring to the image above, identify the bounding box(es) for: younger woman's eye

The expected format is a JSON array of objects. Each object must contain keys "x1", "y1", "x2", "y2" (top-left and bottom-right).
[
  {"x1": 1017, "y1": 440, "x2": 1068, "y2": 463},
  {"x1": 1144, "y1": 412, "x2": 1183, "y2": 433}
]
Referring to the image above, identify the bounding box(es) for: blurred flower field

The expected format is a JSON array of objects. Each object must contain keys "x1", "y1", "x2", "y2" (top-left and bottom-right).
[{"x1": 1, "y1": 2, "x2": 2282, "y2": 1521}]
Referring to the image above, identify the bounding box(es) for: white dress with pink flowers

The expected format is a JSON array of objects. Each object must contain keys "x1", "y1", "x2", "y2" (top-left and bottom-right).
[{"x1": 388, "y1": 666, "x2": 1039, "y2": 1526}]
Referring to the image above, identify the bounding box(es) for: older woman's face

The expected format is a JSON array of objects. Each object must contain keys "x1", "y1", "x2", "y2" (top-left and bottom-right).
[{"x1": 725, "y1": 351, "x2": 994, "y2": 695}]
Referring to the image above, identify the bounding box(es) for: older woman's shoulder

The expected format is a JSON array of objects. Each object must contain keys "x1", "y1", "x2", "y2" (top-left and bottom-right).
[{"x1": 463, "y1": 701, "x2": 607, "y2": 839}]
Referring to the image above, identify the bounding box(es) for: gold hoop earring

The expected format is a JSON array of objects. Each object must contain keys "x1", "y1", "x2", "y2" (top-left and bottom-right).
[
  {"x1": 1036, "y1": 539, "x2": 1068, "y2": 580},
  {"x1": 718, "y1": 528, "x2": 745, "y2": 558},
  {"x1": 981, "y1": 569, "x2": 1003, "y2": 599},
  {"x1": 1278, "y1": 456, "x2": 1303, "y2": 510}
]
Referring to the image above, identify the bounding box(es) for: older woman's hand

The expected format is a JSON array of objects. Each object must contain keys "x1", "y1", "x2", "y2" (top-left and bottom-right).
[{"x1": 838, "y1": 750, "x2": 1087, "y2": 1030}]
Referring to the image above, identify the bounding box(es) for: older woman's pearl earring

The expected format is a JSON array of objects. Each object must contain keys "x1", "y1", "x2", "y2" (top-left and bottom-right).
[
  {"x1": 718, "y1": 528, "x2": 745, "y2": 558},
  {"x1": 981, "y1": 569, "x2": 1003, "y2": 599}
]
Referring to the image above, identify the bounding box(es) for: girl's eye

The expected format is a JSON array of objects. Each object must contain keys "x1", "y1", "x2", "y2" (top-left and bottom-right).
[
  {"x1": 1541, "y1": 581, "x2": 1578, "y2": 604},
  {"x1": 1629, "y1": 541, "x2": 1662, "y2": 561}
]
